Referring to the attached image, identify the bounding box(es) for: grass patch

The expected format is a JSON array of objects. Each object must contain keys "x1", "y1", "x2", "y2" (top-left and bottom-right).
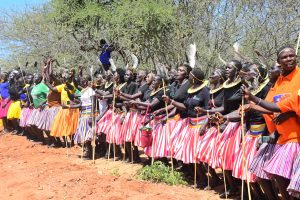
[{"x1": 137, "y1": 161, "x2": 187, "y2": 186}]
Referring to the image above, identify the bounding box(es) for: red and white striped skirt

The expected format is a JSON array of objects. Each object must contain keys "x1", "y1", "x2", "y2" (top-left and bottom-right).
[
  {"x1": 96, "y1": 109, "x2": 112, "y2": 134},
  {"x1": 216, "y1": 122, "x2": 241, "y2": 170},
  {"x1": 105, "y1": 112, "x2": 124, "y2": 145},
  {"x1": 288, "y1": 152, "x2": 300, "y2": 198}
]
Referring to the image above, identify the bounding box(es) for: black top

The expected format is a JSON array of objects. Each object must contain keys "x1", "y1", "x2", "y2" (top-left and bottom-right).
[
  {"x1": 173, "y1": 80, "x2": 190, "y2": 103},
  {"x1": 138, "y1": 84, "x2": 149, "y2": 99},
  {"x1": 223, "y1": 82, "x2": 242, "y2": 114},
  {"x1": 246, "y1": 82, "x2": 271, "y2": 128},
  {"x1": 121, "y1": 82, "x2": 138, "y2": 95},
  {"x1": 209, "y1": 88, "x2": 224, "y2": 109},
  {"x1": 183, "y1": 86, "x2": 210, "y2": 118},
  {"x1": 149, "y1": 89, "x2": 167, "y2": 112}
]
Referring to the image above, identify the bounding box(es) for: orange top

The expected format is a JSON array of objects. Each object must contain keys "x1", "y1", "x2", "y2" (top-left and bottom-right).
[
  {"x1": 263, "y1": 67, "x2": 300, "y2": 144},
  {"x1": 277, "y1": 89, "x2": 300, "y2": 117}
]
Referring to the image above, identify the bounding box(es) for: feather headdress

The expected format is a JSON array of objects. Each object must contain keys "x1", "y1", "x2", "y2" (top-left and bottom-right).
[
  {"x1": 109, "y1": 58, "x2": 117, "y2": 71},
  {"x1": 156, "y1": 63, "x2": 168, "y2": 79},
  {"x1": 186, "y1": 43, "x2": 197, "y2": 68},
  {"x1": 131, "y1": 53, "x2": 138, "y2": 69}
]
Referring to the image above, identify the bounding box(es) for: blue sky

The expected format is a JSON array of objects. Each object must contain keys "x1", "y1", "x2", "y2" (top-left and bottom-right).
[
  {"x1": 0, "y1": 0, "x2": 49, "y2": 59},
  {"x1": 0, "y1": 0, "x2": 49, "y2": 12}
]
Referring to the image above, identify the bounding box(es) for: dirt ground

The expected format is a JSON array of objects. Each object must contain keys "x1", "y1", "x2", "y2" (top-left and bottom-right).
[{"x1": 0, "y1": 132, "x2": 227, "y2": 200}]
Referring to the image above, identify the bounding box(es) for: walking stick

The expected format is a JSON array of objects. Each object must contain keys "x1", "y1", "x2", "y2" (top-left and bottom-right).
[
  {"x1": 108, "y1": 85, "x2": 116, "y2": 161},
  {"x1": 162, "y1": 80, "x2": 173, "y2": 171},
  {"x1": 194, "y1": 113, "x2": 199, "y2": 191}
]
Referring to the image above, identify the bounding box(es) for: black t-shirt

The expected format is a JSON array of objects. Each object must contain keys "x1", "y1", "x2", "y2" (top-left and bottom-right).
[
  {"x1": 149, "y1": 89, "x2": 167, "y2": 112},
  {"x1": 246, "y1": 82, "x2": 271, "y2": 127},
  {"x1": 223, "y1": 82, "x2": 242, "y2": 114},
  {"x1": 183, "y1": 86, "x2": 210, "y2": 118},
  {"x1": 210, "y1": 88, "x2": 224, "y2": 108},
  {"x1": 173, "y1": 80, "x2": 190, "y2": 103},
  {"x1": 121, "y1": 82, "x2": 138, "y2": 95},
  {"x1": 138, "y1": 84, "x2": 149, "y2": 99}
]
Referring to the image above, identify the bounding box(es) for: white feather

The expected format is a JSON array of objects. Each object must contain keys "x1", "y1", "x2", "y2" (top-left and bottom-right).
[
  {"x1": 131, "y1": 54, "x2": 138, "y2": 69},
  {"x1": 90, "y1": 66, "x2": 94, "y2": 77},
  {"x1": 218, "y1": 53, "x2": 227, "y2": 65},
  {"x1": 233, "y1": 42, "x2": 240, "y2": 53},
  {"x1": 109, "y1": 58, "x2": 116, "y2": 71},
  {"x1": 187, "y1": 43, "x2": 196, "y2": 68}
]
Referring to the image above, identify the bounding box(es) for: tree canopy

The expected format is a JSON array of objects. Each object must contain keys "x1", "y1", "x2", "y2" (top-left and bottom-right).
[{"x1": 0, "y1": 0, "x2": 299, "y2": 74}]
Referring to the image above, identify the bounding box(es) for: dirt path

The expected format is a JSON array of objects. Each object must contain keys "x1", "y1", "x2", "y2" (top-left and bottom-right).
[{"x1": 0, "y1": 133, "x2": 225, "y2": 200}]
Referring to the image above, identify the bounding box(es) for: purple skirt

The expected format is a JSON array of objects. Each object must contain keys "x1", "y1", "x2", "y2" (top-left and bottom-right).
[
  {"x1": 263, "y1": 143, "x2": 300, "y2": 179},
  {"x1": 288, "y1": 152, "x2": 300, "y2": 197},
  {"x1": 19, "y1": 108, "x2": 33, "y2": 127},
  {"x1": 249, "y1": 143, "x2": 279, "y2": 180},
  {"x1": 74, "y1": 114, "x2": 93, "y2": 144},
  {"x1": 36, "y1": 106, "x2": 61, "y2": 131}
]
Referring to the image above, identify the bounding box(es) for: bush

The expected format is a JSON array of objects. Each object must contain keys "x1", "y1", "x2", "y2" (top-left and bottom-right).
[{"x1": 137, "y1": 161, "x2": 187, "y2": 186}]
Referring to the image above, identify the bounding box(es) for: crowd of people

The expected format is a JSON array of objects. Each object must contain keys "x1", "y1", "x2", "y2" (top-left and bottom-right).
[{"x1": 0, "y1": 44, "x2": 299, "y2": 200}]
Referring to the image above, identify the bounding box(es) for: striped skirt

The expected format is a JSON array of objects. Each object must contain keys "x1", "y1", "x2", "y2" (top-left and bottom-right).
[
  {"x1": 249, "y1": 143, "x2": 279, "y2": 180},
  {"x1": 96, "y1": 109, "x2": 112, "y2": 134},
  {"x1": 27, "y1": 108, "x2": 46, "y2": 127},
  {"x1": 263, "y1": 142, "x2": 300, "y2": 180},
  {"x1": 216, "y1": 122, "x2": 241, "y2": 170},
  {"x1": 134, "y1": 113, "x2": 149, "y2": 147},
  {"x1": 74, "y1": 106, "x2": 94, "y2": 144},
  {"x1": 288, "y1": 152, "x2": 300, "y2": 197},
  {"x1": 232, "y1": 124, "x2": 266, "y2": 182},
  {"x1": 197, "y1": 126, "x2": 219, "y2": 165},
  {"x1": 36, "y1": 106, "x2": 61, "y2": 131},
  {"x1": 173, "y1": 116, "x2": 206, "y2": 164},
  {"x1": 50, "y1": 108, "x2": 80, "y2": 137},
  {"x1": 0, "y1": 98, "x2": 11, "y2": 118},
  {"x1": 19, "y1": 107, "x2": 33, "y2": 127},
  {"x1": 120, "y1": 111, "x2": 140, "y2": 142},
  {"x1": 105, "y1": 112, "x2": 124, "y2": 145},
  {"x1": 144, "y1": 118, "x2": 164, "y2": 157}
]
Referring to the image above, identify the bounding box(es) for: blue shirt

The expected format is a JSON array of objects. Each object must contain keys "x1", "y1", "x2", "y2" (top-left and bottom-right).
[
  {"x1": 99, "y1": 44, "x2": 111, "y2": 65},
  {"x1": 0, "y1": 82, "x2": 9, "y2": 99}
]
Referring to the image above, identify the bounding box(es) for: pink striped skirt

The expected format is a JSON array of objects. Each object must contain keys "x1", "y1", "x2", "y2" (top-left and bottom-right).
[
  {"x1": 134, "y1": 113, "x2": 149, "y2": 147},
  {"x1": 96, "y1": 109, "x2": 112, "y2": 134},
  {"x1": 287, "y1": 152, "x2": 300, "y2": 197},
  {"x1": 144, "y1": 118, "x2": 164, "y2": 157},
  {"x1": 216, "y1": 122, "x2": 241, "y2": 170},
  {"x1": 173, "y1": 116, "x2": 206, "y2": 164},
  {"x1": 0, "y1": 99, "x2": 11, "y2": 118},
  {"x1": 105, "y1": 113, "x2": 124, "y2": 145},
  {"x1": 120, "y1": 111, "x2": 140, "y2": 142},
  {"x1": 19, "y1": 107, "x2": 33, "y2": 127},
  {"x1": 263, "y1": 142, "x2": 300, "y2": 180},
  {"x1": 74, "y1": 114, "x2": 93, "y2": 144},
  {"x1": 197, "y1": 126, "x2": 218, "y2": 164},
  {"x1": 232, "y1": 124, "x2": 265, "y2": 182}
]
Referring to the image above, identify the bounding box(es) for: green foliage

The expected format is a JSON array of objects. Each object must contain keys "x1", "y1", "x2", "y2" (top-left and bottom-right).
[{"x1": 137, "y1": 161, "x2": 187, "y2": 186}]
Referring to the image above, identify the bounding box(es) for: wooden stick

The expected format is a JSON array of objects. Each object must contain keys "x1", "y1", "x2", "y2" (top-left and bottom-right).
[
  {"x1": 162, "y1": 80, "x2": 173, "y2": 171},
  {"x1": 108, "y1": 85, "x2": 116, "y2": 161},
  {"x1": 194, "y1": 113, "x2": 199, "y2": 191},
  {"x1": 219, "y1": 123, "x2": 228, "y2": 200}
]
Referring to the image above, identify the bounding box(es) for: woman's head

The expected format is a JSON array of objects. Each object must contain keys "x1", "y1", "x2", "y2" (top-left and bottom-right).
[
  {"x1": 276, "y1": 46, "x2": 297, "y2": 74},
  {"x1": 136, "y1": 70, "x2": 147, "y2": 83},
  {"x1": 189, "y1": 67, "x2": 205, "y2": 85},
  {"x1": 145, "y1": 72, "x2": 155, "y2": 85},
  {"x1": 225, "y1": 60, "x2": 242, "y2": 80},
  {"x1": 80, "y1": 75, "x2": 91, "y2": 88},
  {"x1": 269, "y1": 62, "x2": 281, "y2": 83},
  {"x1": 209, "y1": 67, "x2": 226, "y2": 86},
  {"x1": 114, "y1": 68, "x2": 125, "y2": 83},
  {"x1": 26, "y1": 74, "x2": 34, "y2": 85},
  {"x1": 124, "y1": 69, "x2": 134, "y2": 83},
  {"x1": 152, "y1": 75, "x2": 167, "y2": 90},
  {"x1": 33, "y1": 73, "x2": 42, "y2": 84},
  {"x1": 176, "y1": 63, "x2": 192, "y2": 81},
  {"x1": 243, "y1": 63, "x2": 267, "y2": 89}
]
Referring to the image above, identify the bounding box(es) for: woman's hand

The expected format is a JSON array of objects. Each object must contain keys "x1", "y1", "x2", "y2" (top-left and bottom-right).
[
  {"x1": 240, "y1": 84, "x2": 253, "y2": 101},
  {"x1": 162, "y1": 95, "x2": 171, "y2": 104},
  {"x1": 194, "y1": 107, "x2": 206, "y2": 114}
]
